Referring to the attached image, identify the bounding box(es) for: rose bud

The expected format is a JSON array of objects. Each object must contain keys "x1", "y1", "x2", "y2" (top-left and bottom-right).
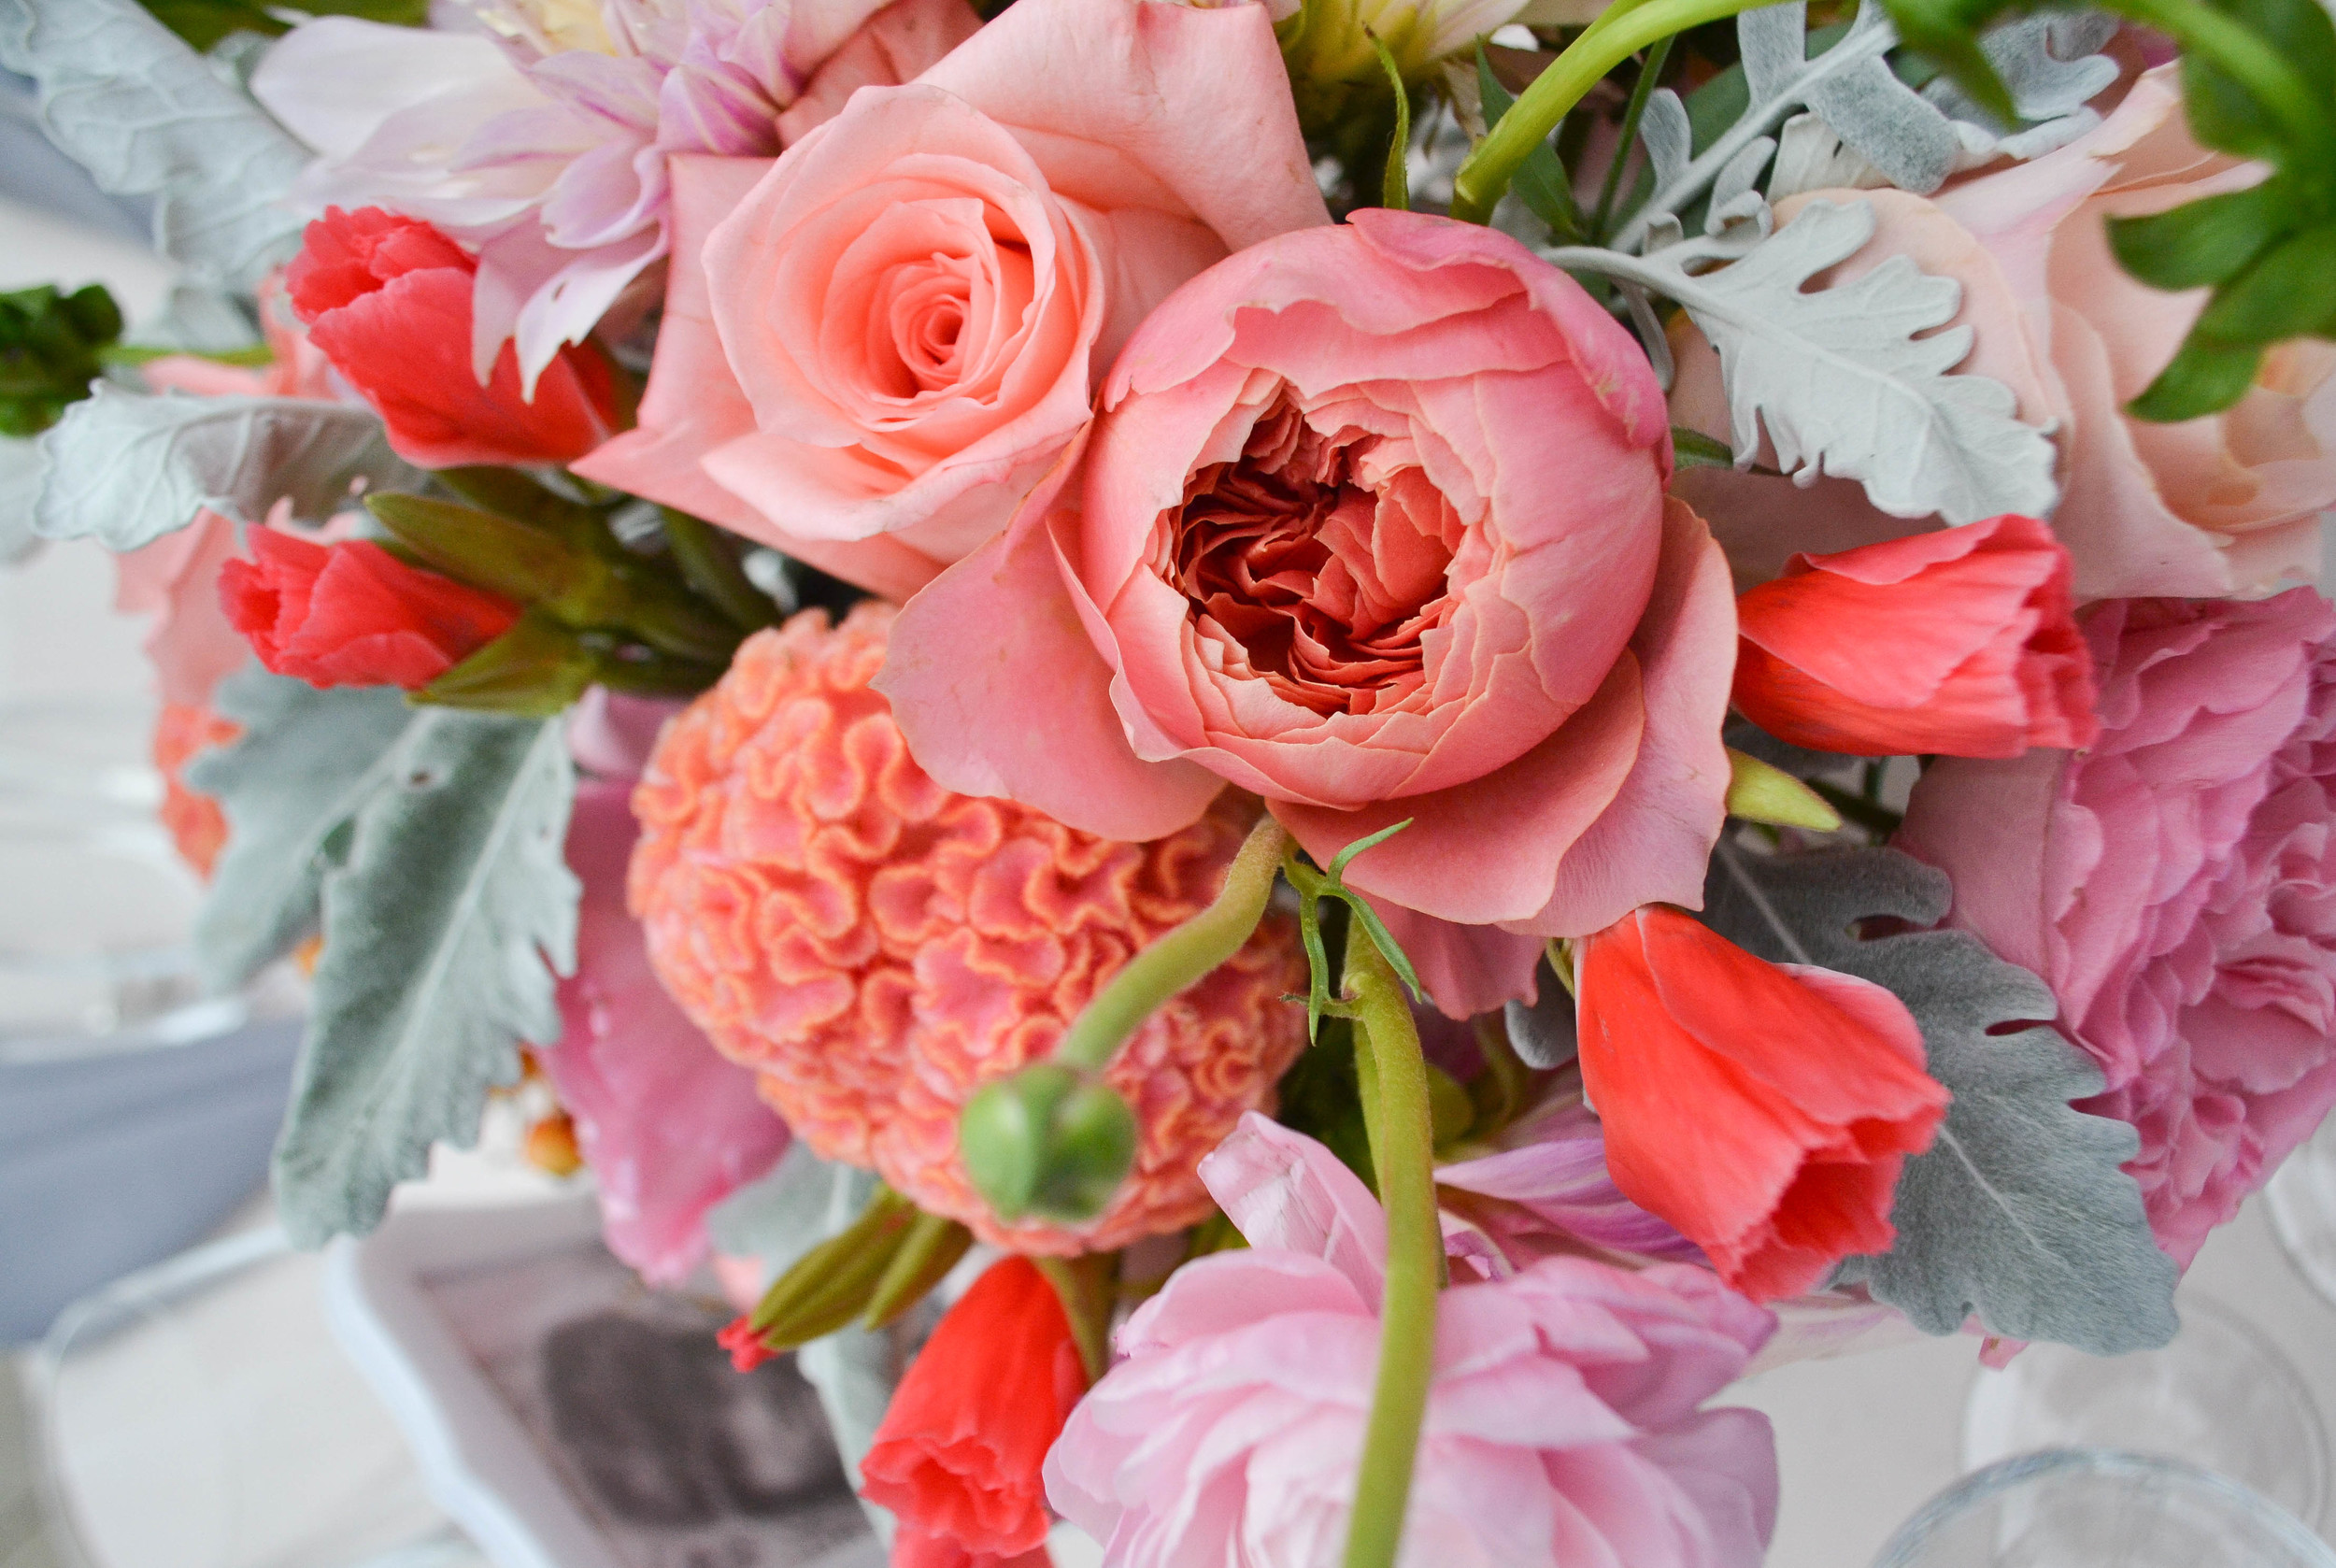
[
  {"x1": 284, "y1": 207, "x2": 621, "y2": 469},
  {"x1": 220, "y1": 528, "x2": 520, "y2": 691},
  {"x1": 1731, "y1": 513, "x2": 2098, "y2": 759},
  {"x1": 862, "y1": 1257, "x2": 1086, "y2": 1568},
  {"x1": 1575, "y1": 905, "x2": 1950, "y2": 1302}
]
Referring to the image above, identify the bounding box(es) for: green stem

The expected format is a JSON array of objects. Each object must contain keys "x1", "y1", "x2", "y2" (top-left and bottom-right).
[
  {"x1": 1340, "y1": 932, "x2": 1443, "y2": 1568},
  {"x1": 1051, "y1": 814, "x2": 1291, "y2": 1073},
  {"x1": 660, "y1": 508, "x2": 779, "y2": 632},
  {"x1": 2107, "y1": 0, "x2": 2333, "y2": 151},
  {"x1": 1590, "y1": 36, "x2": 1674, "y2": 241},
  {"x1": 1452, "y1": 0, "x2": 1766, "y2": 222}
]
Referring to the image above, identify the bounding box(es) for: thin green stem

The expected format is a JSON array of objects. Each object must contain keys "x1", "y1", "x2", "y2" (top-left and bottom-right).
[
  {"x1": 1052, "y1": 814, "x2": 1291, "y2": 1073},
  {"x1": 1590, "y1": 36, "x2": 1674, "y2": 241},
  {"x1": 1452, "y1": 0, "x2": 1766, "y2": 222},
  {"x1": 660, "y1": 508, "x2": 778, "y2": 632},
  {"x1": 1339, "y1": 932, "x2": 1443, "y2": 1568}
]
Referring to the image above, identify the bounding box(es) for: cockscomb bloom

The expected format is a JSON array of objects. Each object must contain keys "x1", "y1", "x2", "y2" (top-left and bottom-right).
[
  {"x1": 1900, "y1": 589, "x2": 2336, "y2": 1269},
  {"x1": 1047, "y1": 1115, "x2": 1782, "y2": 1567},
  {"x1": 220, "y1": 529, "x2": 520, "y2": 691},
  {"x1": 883, "y1": 210, "x2": 1736, "y2": 1020},
  {"x1": 1575, "y1": 906, "x2": 1949, "y2": 1303},
  {"x1": 627, "y1": 604, "x2": 1308, "y2": 1252},
  {"x1": 862, "y1": 1257, "x2": 1084, "y2": 1568},
  {"x1": 253, "y1": 0, "x2": 981, "y2": 391},
  {"x1": 284, "y1": 207, "x2": 622, "y2": 468},
  {"x1": 1731, "y1": 514, "x2": 2099, "y2": 758},
  {"x1": 152, "y1": 703, "x2": 241, "y2": 878}
]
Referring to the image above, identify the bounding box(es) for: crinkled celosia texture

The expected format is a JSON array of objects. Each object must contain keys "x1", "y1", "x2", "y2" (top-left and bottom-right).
[
  {"x1": 1046, "y1": 1116, "x2": 1780, "y2": 1568},
  {"x1": 1900, "y1": 588, "x2": 2336, "y2": 1268},
  {"x1": 628, "y1": 605, "x2": 1308, "y2": 1252}
]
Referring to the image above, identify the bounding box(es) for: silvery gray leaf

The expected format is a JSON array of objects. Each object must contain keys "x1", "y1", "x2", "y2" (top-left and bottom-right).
[
  {"x1": 1639, "y1": 88, "x2": 1693, "y2": 192},
  {"x1": 1708, "y1": 136, "x2": 1778, "y2": 224},
  {"x1": 0, "y1": 0, "x2": 307, "y2": 294},
  {"x1": 188, "y1": 668, "x2": 417, "y2": 991},
  {"x1": 1768, "y1": 112, "x2": 1888, "y2": 201},
  {"x1": 34, "y1": 386, "x2": 418, "y2": 549},
  {"x1": 1925, "y1": 11, "x2": 2119, "y2": 129},
  {"x1": 1802, "y1": 40, "x2": 1958, "y2": 192},
  {"x1": 1702, "y1": 842, "x2": 2179, "y2": 1354},
  {"x1": 1503, "y1": 953, "x2": 1577, "y2": 1070},
  {"x1": 0, "y1": 436, "x2": 43, "y2": 565},
  {"x1": 138, "y1": 283, "x2": 265, "y2": 354},
  {"x1": 271, "y1": 710, "x2": 578, "y2": 1245},
  {"x1": 799, "y1": 1328, "x2": 901, "y2": 1547}
]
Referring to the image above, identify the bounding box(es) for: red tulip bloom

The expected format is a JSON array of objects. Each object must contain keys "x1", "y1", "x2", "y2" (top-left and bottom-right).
[
  {"x1": 1731, "y1": 514, "x2": 2097, "y2": 758},
  {"x1": 1576, "y1": 906, "x2": 1950, "y2": 1302},
  {"x1": 221, "y1": 529, "x2": 519, "y2": 691},
  {"x1": 285, "y1": 207, "x2": 621, "y2": 468},
  {"x1": 861, "y1": 1258, "x2": 1082, "y2": 1568}
]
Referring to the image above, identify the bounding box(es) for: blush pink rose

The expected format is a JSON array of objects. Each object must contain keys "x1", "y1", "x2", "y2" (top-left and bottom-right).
[
  {"x1": 575, "y1": 0, "x2": 1329, "y2": 602},
  {"x1": 882, "y1": 210, "x2": 1735, "y2": 1014},
  {"x1": 1046, "y1": 1115, "x2": 1780, "y2": 1568},
  {"x1": 1898, "y1": 589, "x2": 2336, "y2": 1268},
  {"x1": 1672, "y1": 66, "x2": 2336, "y2": 600}
]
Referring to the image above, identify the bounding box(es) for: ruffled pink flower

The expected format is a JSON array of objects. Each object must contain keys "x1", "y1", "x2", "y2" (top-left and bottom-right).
[
  {"x1": 251, "y1": 0, "x2": 979, "y2": 391},
  {"x1": 577, "y1": 0, "x2": 1328, "y2": 600},
  {"x1": 1047, "y1": 1114, "x2": 1780, "y2": 1567},
  {"x1": 1898, "y1": 589, "x2": 2336, "y2": 1268},
  {"x1": 627, "y1": 605, "x2": 1308, "y2": 1253},
  {"x1": 1437, "y1": 1095, "x2": 1705, "y2": 1267},
  {"x1": 882, "y1": 211, "x2": 1735, "y2": 1016},
  {"x1": 536, "y1": 729, "x2": 791, "y2": 1285}
]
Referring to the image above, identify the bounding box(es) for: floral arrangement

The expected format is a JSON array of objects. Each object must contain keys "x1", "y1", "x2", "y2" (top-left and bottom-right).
[{"x1": 4, "y1": 0, "x2": 2333, "y2": 1559}]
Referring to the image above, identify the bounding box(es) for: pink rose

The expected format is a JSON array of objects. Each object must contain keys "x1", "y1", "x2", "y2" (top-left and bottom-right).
[
  {"x1": 1672, "y1": 67, "x2": 2336, "y2": 600},
  {"x1": 1897, "y1": 589, "x2": 2336, "y2": 1268},
  {"x1": 575, "y1": 0, "x2": 1329, "y2": 601},
  {"x1": 882, "y1": 210, "x2": 1735, "y2": 1013},
  {"x1": 1045, "y1": 1114, "x2": 1780, "y2": 1568}
]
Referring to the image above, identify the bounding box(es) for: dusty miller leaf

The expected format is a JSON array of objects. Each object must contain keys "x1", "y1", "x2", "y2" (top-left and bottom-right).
[
  {"x1": 0, "y1": 0, "x2": 307, "y2": 294},
  {"x1": 272, "y1": 709, "x2": 578, "y2": 1245},
  {"x1": 33, "y1": 385, "x2": 418, "y2": 548},
  {"x1": 0, "y1": 436, "x2": 42, "y2": 564},
  {"x1": 1924, "y1": 12, "x2": 2120, "y2": 130},
  {"x1": 1701, "y1": 841, "x2": 2179, "y2": 1354},
  {"x1": 186, "y1": 668, "x2": 415, "y2": 991},
  {"x1": 1558, "y1": 199, "x2": 2059, "y2": 525}
]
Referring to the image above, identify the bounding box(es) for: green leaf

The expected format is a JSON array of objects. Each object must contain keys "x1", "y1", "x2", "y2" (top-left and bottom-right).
[
  {"x1": 1670, "y1": 425, "x2": 1739, "y2": 470},
  {"x1": 0, "y1": 282, "x2": 122, "y2": 437},
  {"x1": 2180, "y1": 0, "x2": 2336, "y2": 160},
  {"x1": 1702, "y1": 842, "x2": 2179, "y2": 1354},
  {"x1": 272, "y1": 710, "x2": 578, "y2": 1245},
  {"x1": 1476, "y1": 48, "x2": 1581, "y2": 241},
  {"x1": 35, "y1": 386, "x2": 420, "y2": 549},
  {"x1": 2128, "y1": 335, "x2": 2268, "y2": 422},
  {"x1": 1273, "y1": 1019, "x2": 1378, "y2": 1193},
  {"x1": 1882, "y1": 0, "x2": 2018, "y2": 125},
  {"x1": 2107, "y1": 180, "x2": 2296, "y2": 292},
  {"x1": 418, "y1": 610, "x2": 600, "y2": 718},
  {"x1": 186, "y1": 669, "x2": 418, "y2": 991},
  {"x1": 135, "y1": 0, "x2": 426, "y2": 52},
  {"x1": 1369, "y1": 29, "x2": 1408, "y2": 212},
  {"x1": 2193, "y1": 222, "x2": 2336, "y2": 346}
]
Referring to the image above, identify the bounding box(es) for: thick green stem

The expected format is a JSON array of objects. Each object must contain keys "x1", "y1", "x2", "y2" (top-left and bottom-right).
[
  {"x1": 2109, "y1": 0, "x2": 2333, "y2": 150},
  {"x1": 1590, "y1": 36, "x2": 1674, "y2": 241},
  {"x1": 1051, "y1": 814, "x2": 1291, "y2": 1073},
  {"x1": 1451, "y1": 0, "x2": 1766, "y2": 222},
  {"x1": 1340, "y1": 933, "x2": 1443, "y2": 1568}
]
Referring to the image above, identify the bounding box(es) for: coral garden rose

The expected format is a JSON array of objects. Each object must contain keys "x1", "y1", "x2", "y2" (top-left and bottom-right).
[
  {"x1": 862, "y1": 1256, "x2": 1084, "y2": 1567},
  {"x1": 220, "y1": 529, "x2": 520, "y2": 691},
  {"x1": 575, "y1": 0, "x2": 1330, "y2": 601},
  {"x1": 1899, "y1": 589, "x2": 2336, "y2": 1269},
  {"x1": 885, "y1": 209, "x2": 1735, "y2": 1015},
  {"x1": 1731, "y1": 513, "x2": 2099, "y2": 758},
  {"x1": 285, "y1": 207, "x2": 622, "y2": 468},
  {"x1": 627, "y1": 604, "x2": 1308, "y2": 1253},
  {"x1": 1047, "y1": 1115, "x2": 1781, "y2": 1568},
  {"x1": 1671, "y1": 66, "x2": 2336, "y2": 600},
  {"x1": 1575, "y1": 907, "x2": 1949, "y2": 1303}
]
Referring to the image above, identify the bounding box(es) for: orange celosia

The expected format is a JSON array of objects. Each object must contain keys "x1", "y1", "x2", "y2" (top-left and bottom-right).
[
  {"x1": 862, "y1": 1258, "x2": 1078, "y2": 1568},
  {"x1": 628, "y1": 604, "x2": 1307, "y2": 1252},
  {"x1": 1575, "y1": 905, "x2": 1950, "y2": 1302},
  {"x1": 152, "y1": 702, "x2": 241, "y2": 877}
]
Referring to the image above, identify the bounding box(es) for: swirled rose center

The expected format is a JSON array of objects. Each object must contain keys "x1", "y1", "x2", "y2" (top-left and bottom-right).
[{"x1": 1167, "y1": 387, "x2": 1461, "y2": 717}]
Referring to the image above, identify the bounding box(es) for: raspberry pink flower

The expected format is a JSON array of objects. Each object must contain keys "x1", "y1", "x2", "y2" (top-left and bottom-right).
[{"x1": 627, "y1": 604, "x2": 1307, "y2": 1252}]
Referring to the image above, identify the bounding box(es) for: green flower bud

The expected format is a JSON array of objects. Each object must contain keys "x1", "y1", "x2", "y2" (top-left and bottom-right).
[{"x1": 960, "y1": 1063, "x2": 1139, "y2": 1224}]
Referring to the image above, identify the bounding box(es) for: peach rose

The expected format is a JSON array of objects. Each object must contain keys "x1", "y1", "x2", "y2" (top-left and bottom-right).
[
  {"x1": 1672, "y1": 66, "x2": 2336, "y2": 600},
  {"x1": 881, "y1": 211, "x2": 1737, "y2": 1016},
  {"x1": 576, "y1": 0, "x2": 1329, "y2": 602}
]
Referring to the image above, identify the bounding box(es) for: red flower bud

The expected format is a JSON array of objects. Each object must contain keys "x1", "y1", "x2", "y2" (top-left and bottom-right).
[
  {"x1": 716, "y1": 1315, "x2": 778, "y2": 1374},
  {"x1": 220, "y1": 529, "x2": 520, "y2": 691},
  {"x1": 861, "y1": 1258, "x2": 1083, "y2": 1567},
  {"x1": 285, "y1": 207, "x2": 621, "y2": 469},
  {"x1": 1731, "y1": 514, "x2": 2098, "y2": 758},
  {"x1": 1576, "y1": 905, "x2": 1950, "y2": 1302}
]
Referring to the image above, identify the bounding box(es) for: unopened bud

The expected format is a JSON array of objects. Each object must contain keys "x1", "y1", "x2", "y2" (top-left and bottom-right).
[
  {"x1": 1723, "y1": 748, "x2": 1844, "y2": 832},
  {"x1": 960, "y1": 1063, "x2": 1138, "y2": 1224}
]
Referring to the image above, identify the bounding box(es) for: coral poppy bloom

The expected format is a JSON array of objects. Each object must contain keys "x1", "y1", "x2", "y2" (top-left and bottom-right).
[
  {"x1": 220, "y1": 529, "x2": 519, "y2": 691},
  {"x1": 1731, "y1": 514, "x2": 2097, "y2": 759},
  {"x1": 285, "y1": 207, "x2": 621, "y2": 468},
  {"x1": 1576, "y1": 906, "x2": 1949, "y2": 1302},
  {"x1": 862, "y1": 1258, "x2": 1082, "y2": 1568}
]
